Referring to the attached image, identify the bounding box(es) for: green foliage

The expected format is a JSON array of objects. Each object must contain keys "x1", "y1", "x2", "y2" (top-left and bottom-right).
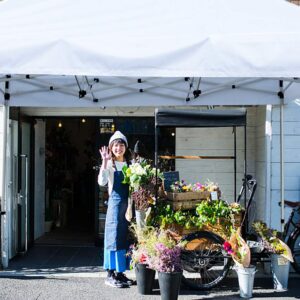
[
  {"x1": 148, "y1": 200, "x2": 242, "y2": 232},
  {"x1": 195, "y1": 200, "x2": 231, "y2": 227}
]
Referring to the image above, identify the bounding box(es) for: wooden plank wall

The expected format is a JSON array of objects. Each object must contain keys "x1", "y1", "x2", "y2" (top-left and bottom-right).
[{"x1": 176, "y1": 108, "x2": 257, "y2": 203}]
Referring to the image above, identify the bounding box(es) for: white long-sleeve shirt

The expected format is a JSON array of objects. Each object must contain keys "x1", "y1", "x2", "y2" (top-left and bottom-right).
[{"x1": 97, "y1": 160, "x2": 127, "y2": 195}]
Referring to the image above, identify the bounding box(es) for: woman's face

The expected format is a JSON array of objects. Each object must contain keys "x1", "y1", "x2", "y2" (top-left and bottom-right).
[{"x1": 111, "y1": 141, "x2": 126, "y2": 160}]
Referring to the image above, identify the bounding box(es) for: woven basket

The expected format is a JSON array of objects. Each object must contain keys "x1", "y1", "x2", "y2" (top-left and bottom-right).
[{"x1": 166, "y1": 191, "x2": 210, "y2": 201}]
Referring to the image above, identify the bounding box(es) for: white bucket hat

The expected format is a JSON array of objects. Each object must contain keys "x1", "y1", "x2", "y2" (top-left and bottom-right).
[{"x1": 109, "y1": 130, "x2": 128, "y2": 147}]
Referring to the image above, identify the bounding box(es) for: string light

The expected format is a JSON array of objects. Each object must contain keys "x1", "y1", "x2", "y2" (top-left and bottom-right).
[
  {"x1": 81, "y1": 118, "x2": 86, "y2": 123},
  {"x1": 58, "y1": 121, "x2": 62, "y2": 128}
]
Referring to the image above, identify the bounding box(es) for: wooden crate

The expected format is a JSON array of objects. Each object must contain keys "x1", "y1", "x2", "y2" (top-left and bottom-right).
[
  {"x1": 166, "y1": 200, "x2": 203, "y2": 210},
  {"x1": 166, "y1": 191, "x2": 210, "y2": 201}
]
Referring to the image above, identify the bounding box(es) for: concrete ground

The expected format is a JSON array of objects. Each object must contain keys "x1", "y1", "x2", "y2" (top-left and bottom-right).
[
  {"x1": 1, "y1": 244, "x2": 299, "y2": 300},
  {"x1": 0, "y1": 275, "x2": 299, "y2": 300}
]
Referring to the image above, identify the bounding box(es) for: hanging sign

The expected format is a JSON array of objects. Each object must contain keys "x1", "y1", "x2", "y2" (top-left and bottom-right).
[{"x1": 99, "y1": 119, "x2": 115, "y2": 133}]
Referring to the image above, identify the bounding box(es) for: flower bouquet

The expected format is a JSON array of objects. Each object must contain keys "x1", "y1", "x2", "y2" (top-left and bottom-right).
[
  {"x1": 123, "y1": 162, "x2": 163, "y2": 211},
  {"x1": 223, "y1": 228, "x2": 255, "y2": 298},
  {"x1": 252, "y1": 221, "x2": 293, "y2": 290},
  {"x1": 223, "y1": 228, "x2": 251, "y2": 268},
  {"x1": 252, "y1": 221, "x2": 293, "y2": 261}
]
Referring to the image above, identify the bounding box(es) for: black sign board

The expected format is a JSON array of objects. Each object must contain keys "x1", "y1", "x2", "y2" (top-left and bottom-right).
[{"x1": 163, "y1": 171, "x2": 179, "y2": 192}]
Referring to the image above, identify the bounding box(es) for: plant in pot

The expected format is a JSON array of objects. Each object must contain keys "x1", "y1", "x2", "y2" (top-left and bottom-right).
[
  {"x1": 44, "y1": 208, "x2": 53, "y2": 233},
  {"x1": 147, "y1": 229, "x2": 184, "y2": 300},
  {"x1": 253, "y1": 221, "x2": 293, "y2": 291},
  {"x1": 129, "y1": 225, "x2": 157, "y2": 295},
  {"x1": 224, "y1": 228, "x2": 256, "y2": 298},
  {"x1": 122, "y1": 162, "x2": 163, "y2": 228}
]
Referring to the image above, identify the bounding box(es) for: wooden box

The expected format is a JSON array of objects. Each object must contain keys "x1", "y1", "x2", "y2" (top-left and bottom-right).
[
  {"x1": 166, "y1": 191, "x2": 210, "y2": 201},
  {"x1": 166, "y1": 200, "x2": 203, "y2": 211}
]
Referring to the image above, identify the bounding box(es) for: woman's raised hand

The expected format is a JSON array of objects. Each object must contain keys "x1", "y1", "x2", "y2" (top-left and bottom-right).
[{"x1": 99, "y1": 146, "x2": 111, "y2": 162}]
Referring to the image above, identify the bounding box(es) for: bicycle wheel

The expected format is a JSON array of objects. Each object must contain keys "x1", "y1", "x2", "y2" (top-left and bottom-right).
[
  {"x1": 288, "y1": 228, "x2": 300, "y2": 274},
  {"x1": 180, "y1": 231, "x2": 232, "y2": 290}
]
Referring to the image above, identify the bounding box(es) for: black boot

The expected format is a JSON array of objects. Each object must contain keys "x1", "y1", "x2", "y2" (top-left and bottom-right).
[
  {"x1": 105, "y1": 270, "x2": 125, "y2": 288},
  {"x1": 116, "y1": 272, "x2": 135, "y2": 286}
]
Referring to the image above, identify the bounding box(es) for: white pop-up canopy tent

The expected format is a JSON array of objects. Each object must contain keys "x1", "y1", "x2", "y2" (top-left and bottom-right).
[
  {"x1": 1, "y1": 0, "x2": 300, "y2": 231},
  {"x1": 0, "y1": 0, "x2": 300, "y2": 107}
]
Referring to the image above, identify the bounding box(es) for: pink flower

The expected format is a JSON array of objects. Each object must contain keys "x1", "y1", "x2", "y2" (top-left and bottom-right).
[
  {"x1": 223, "y1": 241, "x2": 234, "y2": 254},
  {"x1": 139, "y1": 253, "x2": 148, "y2": 263}
]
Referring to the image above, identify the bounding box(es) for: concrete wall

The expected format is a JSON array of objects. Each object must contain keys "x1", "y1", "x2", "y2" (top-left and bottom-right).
[
  {"x1": 270, "y1": 100, "x2": 300, "y2": 229},
  {"x1": 176, "y1": 107, "x2": 256, "y2": 203}
]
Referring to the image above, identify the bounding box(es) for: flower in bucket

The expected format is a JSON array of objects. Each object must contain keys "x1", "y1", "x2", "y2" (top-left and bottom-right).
[
  {"x1": 223, "y1": 228, "x2": 251, "y2": 268},
  {"x1": 147, "y1": 230, "x2": 184, "y2": 273},
  {"x1": 122, "y1": 162, "x2": 163, "y2": 211},
  {"x1": 128, "y1": 225, "x2": 158, "y2": 268},
  {"x1": 252, "y1": 221, "x2": 293, "y2": 262}
]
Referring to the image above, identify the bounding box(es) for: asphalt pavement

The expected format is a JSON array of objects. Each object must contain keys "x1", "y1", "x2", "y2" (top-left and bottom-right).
[{"x1": 0, "y1": 273, "x2": 299, "y2": 300}]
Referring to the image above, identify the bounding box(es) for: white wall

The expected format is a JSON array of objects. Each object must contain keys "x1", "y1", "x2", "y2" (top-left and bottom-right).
[
  {"x1": 176, "y1": 107, "x2": 256, "y2": 203},
  {"x1": 34, "y1": 120, "x2": 46, "y2": 239},
  {"x1": 270, "y1": 100, "x2": 300, "y2": 229}
]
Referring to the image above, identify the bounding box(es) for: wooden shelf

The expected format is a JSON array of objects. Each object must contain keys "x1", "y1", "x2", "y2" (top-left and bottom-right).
[{"x1": 159, "y1": 155, "x2": 235, "y2": 160}]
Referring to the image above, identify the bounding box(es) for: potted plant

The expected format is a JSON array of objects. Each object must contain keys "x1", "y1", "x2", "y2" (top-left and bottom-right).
[
  {"x1": 253, "y1": 221, "x2": 294, "y2": 291},
  {"x1": 129, "y1": 225, "x2": 157, "y2": 295},
  {"x1": 147, "y1": 229, "x2": 184, "y2": 300},
  {"x1": 123, "y1": 162, "x2": 163, "y2": 228},
  {"x1": 224, "y1": 228, "x2": 256, "y2": 298},
  {"x1": 44, "y1": 208, "x2": 53, "y2": 233}
]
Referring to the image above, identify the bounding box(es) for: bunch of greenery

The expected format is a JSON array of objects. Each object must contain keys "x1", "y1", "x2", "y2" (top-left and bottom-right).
[
  {"x1": 149, "y1": 203, "x2": 198, "y2": 229},
  {"x1": 196, "y1": 200, "x2": 234, "y2": 227}
]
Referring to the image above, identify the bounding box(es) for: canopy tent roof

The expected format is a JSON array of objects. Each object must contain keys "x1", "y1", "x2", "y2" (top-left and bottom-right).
[
  {"x1": 0, "y1": 0, "x2": 300, "y2": 78},
  {"x1": 155, "y1": 108, "x2": 246, "y2": 127},
  {"x1": 0, "y1": 0, "x2": 300, "y2": 107}
]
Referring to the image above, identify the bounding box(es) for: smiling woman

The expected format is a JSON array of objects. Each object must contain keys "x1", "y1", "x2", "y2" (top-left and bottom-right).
[{"x1": 98, "y1": 131, "x2": 134, "y2": 288}]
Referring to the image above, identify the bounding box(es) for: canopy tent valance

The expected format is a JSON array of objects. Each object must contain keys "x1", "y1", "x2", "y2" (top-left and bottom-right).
[{"x1": 155, "y1": 108, "x2": 246, "y2": 127}]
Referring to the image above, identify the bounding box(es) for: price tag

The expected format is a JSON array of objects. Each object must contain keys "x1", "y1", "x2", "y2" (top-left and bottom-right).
[
  {"x1": 211, "y1": 191, "x2": 218, "y2": 200},
  {"x1": 277, "y1": 257, "x2": 289, "y2": 266}
]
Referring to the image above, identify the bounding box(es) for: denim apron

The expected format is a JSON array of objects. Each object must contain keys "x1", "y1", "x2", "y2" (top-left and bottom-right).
[{"x1": 104, "y1": 170, "x2": 129, "y2": 251}]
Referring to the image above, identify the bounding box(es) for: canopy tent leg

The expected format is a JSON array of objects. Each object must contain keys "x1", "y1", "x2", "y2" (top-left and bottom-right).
[
  {"x1": 1, "y1": 80, "x2": 10, "y2": 268},
  {"x1": 279, "y1": 80, "x2": 285, "y2": 232},
  {"x1": 280, "y1": 97, "x2": 285, "y2": 232}
]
